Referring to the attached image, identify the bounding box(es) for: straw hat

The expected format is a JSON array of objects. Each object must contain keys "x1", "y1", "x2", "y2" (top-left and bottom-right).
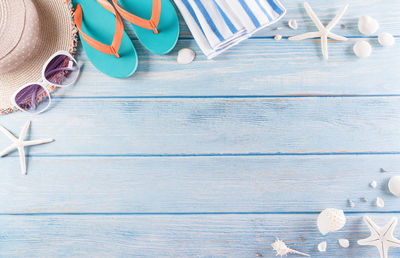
[{"x1": 0, "y1": 0, "x2": 77, "y2": 114}]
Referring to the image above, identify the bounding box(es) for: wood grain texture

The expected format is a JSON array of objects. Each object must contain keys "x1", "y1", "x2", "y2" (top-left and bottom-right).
[
  {"x1": 1, "y1": 0, "x2": 400, "y2": 257},
  {"x1": 1, "y1": 97, "x2": 400, "y2": 155},
  {"x1": 1, "y1": 214, "x2": 399, "y2": 257},
  {"x1": 65, "y1": 37, "x2": 400, "y2": 97},
  {"x1": 1, "y1": 155, "x2": 399, "y2": 213}
]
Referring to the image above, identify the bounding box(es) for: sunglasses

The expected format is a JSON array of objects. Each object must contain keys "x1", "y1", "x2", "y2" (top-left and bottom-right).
[{"x1": 11, "y1": 51, "x2": 80, "y2": 114}]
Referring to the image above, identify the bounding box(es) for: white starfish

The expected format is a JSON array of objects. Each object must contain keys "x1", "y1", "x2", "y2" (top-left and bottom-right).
[
  {"x1": 358, "y1": 216, "x2": 400, "y2": 258},
  {"x1": 0, "y1": 121, "x2": 54, "y2": 175},
  {"x1": 289, "y1": 2, "x2": 349, "y2": 60}
]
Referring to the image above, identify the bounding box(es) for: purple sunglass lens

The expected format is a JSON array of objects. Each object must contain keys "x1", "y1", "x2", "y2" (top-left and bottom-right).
[
  {"x1": 15, "y1": 84, "x2": 50, "y2": 113},
  {"x1": 44, "y1": 54, "x2": 79, "y2": 86}
]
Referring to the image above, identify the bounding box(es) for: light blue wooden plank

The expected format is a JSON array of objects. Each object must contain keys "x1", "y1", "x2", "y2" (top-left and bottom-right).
[
  {"x1": 62, "y1": 37, "x2": 400, "y2": 97},
  {"x1": 1, "y1": 155, "x2": 399, "y2": 213},
  {"x1": 1, "y1": 214, "x2": 399, "y2": 257},
  {"x1": 1, "y1": 97, "x2": 400, "y2": 155}
]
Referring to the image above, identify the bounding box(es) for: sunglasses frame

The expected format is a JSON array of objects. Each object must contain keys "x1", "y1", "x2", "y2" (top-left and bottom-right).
[{"x1": 10, "y1": 50, "x2": 80, "y2": 114}]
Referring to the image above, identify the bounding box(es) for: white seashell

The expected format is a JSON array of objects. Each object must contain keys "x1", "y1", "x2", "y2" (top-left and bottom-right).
[
  {"x1": 288, "y1": 20, "x2": 298, "y2": 30},
  {"x1": 378, "y1": 32, "x2": 395, "y2": 47},
  {"x1": 338, "y1": 239, "x2": 350, "y2": 248},
  {"x1": 376, "y1": 197, "x2": 385, "y2": 208},
  {"x1": 388, "y1": 176, "x2": 400, "y2": 197},
  {"x1": 177, "y1": 48, "x2": 196, "y2": 64},
  {"x1": 370, "y1": 181, "x2": 377, "y2": 188},
  {"x1": 317, "y1": 208, "x2": 347, "y2": 235},
  {"x1": 274, "y1": 35, "x2": 282, "y2": 40},
  {"x1": 358, "y1": 16, "x2": 379, "y2": 35},
  {"x1": 271, "y1": 239, "x2": 310, "y2": 257},
  {"x1": 348, "y1": 199, "x2": 355, "y2": 208},
  {"x1": 353, "y1": 41, "x2": 372, "y2": 58},
  {"x1": 318, "y1": 241, "x2": 327, "y2": 252}
]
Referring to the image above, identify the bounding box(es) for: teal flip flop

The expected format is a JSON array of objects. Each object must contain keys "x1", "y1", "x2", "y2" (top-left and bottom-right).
[
  {"x1": 112, "y1": 0, "x2": 179, "y2": 55},
  {"x1": 73, "y1": 0, "x2": 138, "y2": 78}
]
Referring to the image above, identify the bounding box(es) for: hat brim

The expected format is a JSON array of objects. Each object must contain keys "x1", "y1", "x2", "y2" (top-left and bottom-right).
[{"x1": 0, "y1": 0, "x2": 78, "y2": 114}]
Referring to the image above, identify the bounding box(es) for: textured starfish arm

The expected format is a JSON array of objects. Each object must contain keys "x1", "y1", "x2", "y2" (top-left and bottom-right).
[
  {"x1": 321, "y1": 35, "x2": 328, "y2": 60},
  {"x1": 0, "y1": 125, "x2": 17, "y2": 141},
  {"x1": 289, "y1": 32, "x2": 321, "y2": 41},
  {"x1": 24, "y1": 138, "x2": 55, "y2": 146},
  {"x1": 0, "y1": 144, "x2": 17, "y2": 157},
  {"x1": 364, "y1": 216, "x2": 381, "y2": 235},
  {"x1": 304, "y1": 2, "x2": 324, "y2": 31},
  {"x1": 328, "y1": 32, "x2": 348, "y2": 41},
  {"x1": 19, "y1": 121, "x2": 31, "y2": 140},
  {"x1": 326, "y1": 4, "x2": 349, "y2": 31},
  {"x1": 18, "y1": 146, "x2": 26, "y2": 175},
  {"x1": 357, "y1": 237, "x2": 378, "y2": 245}
]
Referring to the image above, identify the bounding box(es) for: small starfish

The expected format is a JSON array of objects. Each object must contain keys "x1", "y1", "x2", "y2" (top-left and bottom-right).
[
  {"x1": 289, "y1": 2, "x2": 349, "y2": 60},
  {"x1": 358, "y1": 216, "x2": 400, "y2": 258},
  {"x1": 0, "y1": 121, "x2": 54, "y2": 174}
]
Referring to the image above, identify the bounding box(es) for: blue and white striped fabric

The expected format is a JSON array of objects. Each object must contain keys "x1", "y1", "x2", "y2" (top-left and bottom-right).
[{"x1": 174, "y1": 0, "x2": 286, "y2": 59}]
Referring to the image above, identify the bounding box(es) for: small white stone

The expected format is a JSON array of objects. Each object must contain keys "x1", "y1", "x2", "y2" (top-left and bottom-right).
[
  {"x1": 318, "y1": 241, "x2": 327, "y2": 252},
  {"x1": 376, "y1": 197, "x2": 385, "y2": 208},
  {"x1": 274, "y1": 35, "x2": 282, "y2": 40},
  {"x1": 338, "y1": 239, "x2": 350, "y2": 248},
  {"x1": 353, "y1": 41, "x2": 372, "y2": 58},
  {"x1": 388, "y1": 176, "x2": 400, "y2": 197},
  {"x1": 358, "y1": 16, "x2": 379, "y2": 35},
  {"x1": 370, "y1": 181, "x2": 377, "y2": 188},
  {"x1": 378, "y1": 33, "x2": 395, "y2": 47},
  {"x1": 288, "y1": 19, "x2": 298, "y2": 30},
  {"x1": 177, "y1": 48, "x2": 195, "y2": 64}
]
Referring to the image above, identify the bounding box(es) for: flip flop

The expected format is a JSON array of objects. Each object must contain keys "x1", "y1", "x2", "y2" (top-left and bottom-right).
[
  {"x1": 112, "y1": 0, "x2": 179, "y2": 55},
  {"x1": 73, "y1": 0, "x2": 138, "y2": 78}
]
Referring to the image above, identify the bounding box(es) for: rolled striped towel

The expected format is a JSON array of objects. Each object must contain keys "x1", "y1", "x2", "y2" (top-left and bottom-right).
[{"x1": 174, "y1": 0, "x2": 286, "y2": 59}]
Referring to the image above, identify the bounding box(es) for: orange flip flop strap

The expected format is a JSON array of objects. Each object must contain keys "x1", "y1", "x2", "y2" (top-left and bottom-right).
[
  {"x1": 112, "y1": 0, "x2": 161, "y2": 34},
  {"x1": 74, "y1": 0, "x2": 124, "y2": 58}
]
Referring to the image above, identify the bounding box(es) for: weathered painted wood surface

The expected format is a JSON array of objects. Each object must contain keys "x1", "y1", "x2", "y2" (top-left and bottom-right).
[
  {"x1": 0, "y1": 155, "x2": 399, "y2": 213},
  {"x1": 1, "y1": 214, "x2": 399, "y2": 257},
  {"x1": 1, "y1": 0, "x2": 400, "y2": 256},
  {"x1": 2, "y1": 97, "x2": 400, "y2": 155}
]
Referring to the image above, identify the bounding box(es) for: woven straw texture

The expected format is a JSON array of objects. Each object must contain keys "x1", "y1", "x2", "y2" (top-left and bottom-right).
[{"x1": 0, "y1": 0, "x2": 77, "y2": 114}]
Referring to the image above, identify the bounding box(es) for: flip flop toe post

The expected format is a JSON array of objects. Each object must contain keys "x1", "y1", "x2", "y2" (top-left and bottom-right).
[
  {"x1": 113, "y1": 0, "x2": 179, "y2": 55},
  {"x1": 73, "y1": 0, "x2": 138, "y2": 78}
]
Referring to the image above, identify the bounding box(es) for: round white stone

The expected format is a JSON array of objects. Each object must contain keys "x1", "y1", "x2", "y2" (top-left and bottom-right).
[
  {"x1": 177, "y1": 48, "x2": 195, "y2": 64},
  {"x1": 358, "y1": 16, "x2": 379, "y2": 35},
  {"x1": 353, "y1": 41, "x2": 372, "y2": 58},
  {"x1": 338, "y1": 239, "x2": 350, "y2": 248},
  {"x1": 388, "y1": 176, "x2": 400, "y2": 197},
  {"x1": 378, "y1": 33, "x2": 395, "y2": 47},
  {"x1": 318, "y1": 241, "x2": 327, "y2": 252}
]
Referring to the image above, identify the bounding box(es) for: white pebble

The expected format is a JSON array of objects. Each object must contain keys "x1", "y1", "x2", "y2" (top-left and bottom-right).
[
  {"x1": 370, "y1": 181, "x2": 377, "y2": 188},
  {"x1": 358, "y1": 16, "x2": 379, "y2": 35},
  {"x1": 378, "y1": 32, "x2": 395, "y2": 47},
  {"x1": 376, "y1": 197, "x2": 385, "y2": 208},
  {"x1": 388, "y1": 176, "x2": 400, "y2": 197},
  {"x1": 318, "y1": 241, "x2": 327, "y2": 252},
  {"x1": 338, "y1": 239, "x2": 350, "y2": 248},
  {"x1": 288, "y1": 19, "x2": 298, "y2": 30},
  {"x1": 274, "y1": 35, "x2": 282, "y2": 40},
  {"x1": 177, "y1": 48, "x2": 195, "y2": 64},
  {"x1": 353, "y1": 41, "x2": 372, "y2": 58}
]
